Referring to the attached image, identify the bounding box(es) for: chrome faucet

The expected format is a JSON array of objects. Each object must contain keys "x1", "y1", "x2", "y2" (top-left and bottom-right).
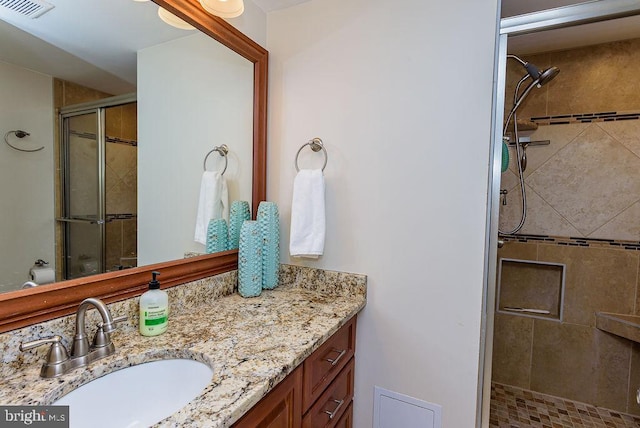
[
  {"x1": 20, "y1": 298, "x2": 126, "y2": 378},
  {"x1": 71, "y1": 298, "x2": 118, "y2": 358}
]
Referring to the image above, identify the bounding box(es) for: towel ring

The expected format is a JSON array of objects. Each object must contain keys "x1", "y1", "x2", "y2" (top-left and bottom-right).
[
  {"x1": 295, "y1": 138, "x2": 327, "y2": 172},
  {"x1": 4, "y1": 130, "x2": 44, "y2": 153},
  {"x1": 203, "y1": 144, "x2": 229, "y2": 174}
]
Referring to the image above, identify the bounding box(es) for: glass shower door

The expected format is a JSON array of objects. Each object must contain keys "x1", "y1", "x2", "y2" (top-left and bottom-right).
[{"x1": 60, "y1": 110, "x2": 105, "y2": 279}]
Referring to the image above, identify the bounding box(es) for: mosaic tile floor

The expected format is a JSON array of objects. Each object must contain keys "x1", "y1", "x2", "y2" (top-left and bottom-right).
[{"x1": 490, "y1": 383, "x2": 640, "y2": 427}]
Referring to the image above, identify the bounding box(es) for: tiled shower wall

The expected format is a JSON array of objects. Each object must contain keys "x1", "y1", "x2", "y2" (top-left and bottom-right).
[
  {"x1": 53, "y1": 81, "x2": 137, "y2": 276},
  {"x1": 494, "y1": 37, "x2": 640, "y2": 415},
  {"x1": 494, "y1": 240, "x2": 640, "y2": 415},
  {"x1": 500, "y1": 120, "x2": 640, "y2": 240},
  {"x1": 105, "y1": 104, "x2": 138, "y2": 270},
  {"x1": 501, "y1": 38, "x2": 640, "y2": 239}
]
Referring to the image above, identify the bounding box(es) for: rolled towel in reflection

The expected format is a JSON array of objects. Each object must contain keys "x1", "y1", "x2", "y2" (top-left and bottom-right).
[{"x1": 194, "y1": 171, "x2": 228, "y2": 244}]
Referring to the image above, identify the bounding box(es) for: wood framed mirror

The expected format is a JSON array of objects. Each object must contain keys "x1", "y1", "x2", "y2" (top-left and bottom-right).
[{"x1": 0, "y1": 0, "x2": 267, "y2": 333}]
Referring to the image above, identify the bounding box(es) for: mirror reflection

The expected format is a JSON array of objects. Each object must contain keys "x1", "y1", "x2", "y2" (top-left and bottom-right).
[{"x1": 0, "y1": 0, "x2": 253, "y2": 293}]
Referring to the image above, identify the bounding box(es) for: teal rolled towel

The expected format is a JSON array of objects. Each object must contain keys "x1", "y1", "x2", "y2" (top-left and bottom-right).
[{"x1": 501, "y1": 141, "x2": 509, "y2": 173}]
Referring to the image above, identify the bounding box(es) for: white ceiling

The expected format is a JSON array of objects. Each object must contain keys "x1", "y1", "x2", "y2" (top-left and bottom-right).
[
  {"x1": 502, "y1": 0, "x2": 640, "y2": 54},
  {"x1": 1, "y1": 0, "x2": 639, "y2": 94},
  {"x1": 252, "y1": 0, "x2": 309, "y2": 13},
  {"x1": 0, "y1": 0, "x2": 194, "y2": 94}
]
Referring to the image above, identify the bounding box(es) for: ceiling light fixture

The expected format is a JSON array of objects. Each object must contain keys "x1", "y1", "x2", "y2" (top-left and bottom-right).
[
  {"x1": 199, "y1": 0, "x2": 244, "y2": 18},
  {"x1": 157, "y1": 6, "x2": 195, "y2": 30}
]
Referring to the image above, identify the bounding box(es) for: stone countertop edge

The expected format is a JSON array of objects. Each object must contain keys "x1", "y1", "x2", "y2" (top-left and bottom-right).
[{"x1": 0, "y1": 265, "x2": 366, "y2": 428}]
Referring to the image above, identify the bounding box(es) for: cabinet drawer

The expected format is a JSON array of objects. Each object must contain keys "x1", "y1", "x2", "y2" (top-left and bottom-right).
[
  {"x1": 302, "y1": 358, "x2": 354, "y2": 428},
  {"x1": 334, "y1": 402, "x2": 353, "y2": 428},
  {"x1": 303, "y1": 317, "x2": 356, "y2": 412}
]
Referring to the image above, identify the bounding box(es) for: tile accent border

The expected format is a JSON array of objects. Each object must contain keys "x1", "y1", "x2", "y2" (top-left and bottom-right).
[
  {"x1": 502, "y1": 234, "x2": 640, "y2": 251},
  {"x1": 531, "y1": 111, "x2": 640, "y2": 126}
]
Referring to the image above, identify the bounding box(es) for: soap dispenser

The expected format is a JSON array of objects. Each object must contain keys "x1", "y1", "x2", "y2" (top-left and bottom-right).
[{"x1": 139, "y1": 271, "x2": 168, "y2": 336}]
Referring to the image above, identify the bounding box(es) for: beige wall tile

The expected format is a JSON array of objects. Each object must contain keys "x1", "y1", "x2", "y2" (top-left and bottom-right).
[
  {"x1": 599, "y1": 120, "x2": 640, "y2": 159},
  {"x1": 61, "y1": 80, "x2": 111, "y2": 106},
  {"x1": 498, "y1": 241, "x2": 538, "y2": 261},
  {"x1": 531, "y1": 320, "x2": 595, "y2": 403},
  {"x1": 491, "y1": 313, "x2": 533, "y2": 388},
  {"x1": 627, "y1": 343, "x2": 640, "y2": 415},
  {"x1": 500, "y1": 165, "x2": 519, "y2": 191},
  {"x1": 592, "y1": 330, "x2": 632, "y2": 412},
  {"x1": 528, "y1": 124, "x2": 640, "y2": 235},
  {"x1": 499, "y1": 184, "x2": 582, "y2": 237},
  {"x1": 105, "y1": 105, "x2": 122, "y2": 138},
  {"x1": 122, "y1": 219, "x2": 137, "y2": 262},
  {"x1": 518, "y1": 123, "x2": 591, "y2": 178},
  {"x1": 538, "y1": 245, "x2": 637, "y2": 327},
  {"x1": 505, "y1": 39, "x2": 640, "y2": 119},
  {"x1": 589, "y1": 202, "x2": 640, "y2": 242},
  {"x1": 548, "y1": 40, "x2": 640, "y2": 116},
  {"x1": 105, "y1": 221, "x2": 122, "y2": 271},
  {"x1": 531, "y1": 321, "x2": 631, "y2": 410},
  {"x1": 121, "y1": 103, "x2": 137, "y2": 141}
]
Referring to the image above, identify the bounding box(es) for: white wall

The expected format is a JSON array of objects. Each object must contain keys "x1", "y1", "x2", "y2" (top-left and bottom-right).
[
  {"x1": 267, "y1": 0, "x2": 499, "y2": 426},
  {"x1": 0, "y1": 61, "x2": 54, "y2": 292},
  {"x1": 226, "y1": 0, "x2": 267, "y2": 47},
  {"x1": 137, "y1": 33, "x2": 254, "y2": 265}
]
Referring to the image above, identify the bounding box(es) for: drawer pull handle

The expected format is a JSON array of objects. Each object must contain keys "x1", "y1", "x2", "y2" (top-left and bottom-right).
[
  {"x1": 324, "y1": 399, "x2": 345, "y2": 419},
  {"x1": 325, "y1": 349, "x2": 347, "y2": 366}
]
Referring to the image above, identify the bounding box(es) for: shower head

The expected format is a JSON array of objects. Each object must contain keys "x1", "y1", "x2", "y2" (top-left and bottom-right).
[
  {"x1": 508, "y1": 54, "x2": 560, "y2": 87},
  {"x1": 537, "y1": 66, "x2": 560, "y2": 87}
]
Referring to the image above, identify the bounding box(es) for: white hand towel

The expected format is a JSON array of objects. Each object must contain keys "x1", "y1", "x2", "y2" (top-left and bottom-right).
[
  {"x1": 194, "y1": 171, "x2": 229, "y2": 245},
  {"x1": 289, "y1": 169, "x2": 325, "y2": 258}
]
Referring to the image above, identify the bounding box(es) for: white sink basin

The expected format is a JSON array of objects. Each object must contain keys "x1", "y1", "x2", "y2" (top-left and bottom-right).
[{"x1": 53, "y1": 359, "x2": 213, "y2": 428}]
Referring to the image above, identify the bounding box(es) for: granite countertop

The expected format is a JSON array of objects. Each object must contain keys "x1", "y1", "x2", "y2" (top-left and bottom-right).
[{"x1": 0, "y1": 270, "x2": 366, "y2": 427}]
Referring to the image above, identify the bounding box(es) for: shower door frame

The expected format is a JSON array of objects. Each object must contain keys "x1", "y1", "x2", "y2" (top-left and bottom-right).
[
  {"x1": 479, "y1": 1, "x2": 640, "y2": 427},
  {"x1": 58, "y1": 93, "x2": 136, "y2": 280}
]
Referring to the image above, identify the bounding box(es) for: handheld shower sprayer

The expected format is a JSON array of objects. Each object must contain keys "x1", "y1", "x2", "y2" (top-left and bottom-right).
[
  {"x1": 499, "y1": 54, "x2": 560, "y2": 236},
  {"x1": 504, "y1": 55, "x2": 560, "y2": 136}
]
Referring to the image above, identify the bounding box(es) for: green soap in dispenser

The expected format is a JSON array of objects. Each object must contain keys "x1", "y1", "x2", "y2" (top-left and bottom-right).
[{"x1": 139, "y1": 271, "x2": 169, "y2": 336}]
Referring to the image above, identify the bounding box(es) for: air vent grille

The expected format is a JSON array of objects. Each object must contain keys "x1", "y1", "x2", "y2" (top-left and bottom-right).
[{"x1": 0, "y1": 0, "x2": 54, "y2": 18}]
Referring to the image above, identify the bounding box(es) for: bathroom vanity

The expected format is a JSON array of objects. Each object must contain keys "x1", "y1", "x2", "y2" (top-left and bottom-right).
[
  {"x1": 0, "y1": 265, "x2": 366, "y2": 427},
  {"x1": 233, "y1": 316, "x2": 356, "y2": 427}
]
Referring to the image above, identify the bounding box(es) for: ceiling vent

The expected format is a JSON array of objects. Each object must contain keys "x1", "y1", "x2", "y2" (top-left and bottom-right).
[{"x1": 0, "y1": 0, "x2": 54, "y2": 18}]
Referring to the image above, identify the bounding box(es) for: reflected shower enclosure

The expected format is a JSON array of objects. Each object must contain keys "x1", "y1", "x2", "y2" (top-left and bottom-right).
[{"x1": 59, "y1": 97, "x2": 138, "y2": 280}]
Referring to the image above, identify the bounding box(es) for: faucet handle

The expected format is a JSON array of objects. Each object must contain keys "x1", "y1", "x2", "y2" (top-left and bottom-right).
[
  {"x1": 20, "y1": 335, "x2": 64, "y2": 353},
  {"x1": 92, "y1": 315, "x2": 127, "y2": 348},
  {"x1": 20, "y1": 335, "x2": 70, "y2": 377}
]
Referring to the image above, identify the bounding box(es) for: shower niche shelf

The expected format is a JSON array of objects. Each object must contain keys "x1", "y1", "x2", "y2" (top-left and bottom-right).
[{"x1": 497, "y1": 258, "x2": 566, "y2": 321}]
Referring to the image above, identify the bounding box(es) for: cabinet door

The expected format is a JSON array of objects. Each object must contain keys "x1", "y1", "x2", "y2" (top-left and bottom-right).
[{"x1": 233, "y1": 366, "x2": 302, "y2": 428}]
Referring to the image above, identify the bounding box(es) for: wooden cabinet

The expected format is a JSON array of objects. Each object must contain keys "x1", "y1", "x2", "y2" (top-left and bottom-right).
[
  {"x1": 233, "y1": 366, "x2": 302, "y2": 428},
  {"x1": 334, "y1": 403, "x2": 353, "y2": 428},
  {"x1": 302, "y1": 358, "x2": 354, "y2": 428},
  {"x1": 233, "y1": 316, "x2": 356, "y2": 428}
]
